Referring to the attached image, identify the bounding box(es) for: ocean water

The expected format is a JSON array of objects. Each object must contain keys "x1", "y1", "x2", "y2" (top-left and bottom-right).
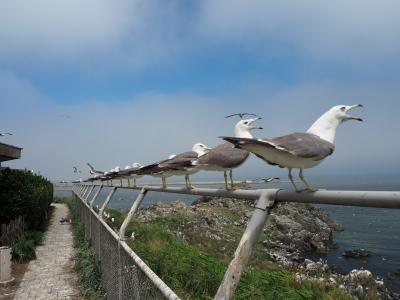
[{"x1": 57, "y1": 174, "x2": 400, "y2": 292}]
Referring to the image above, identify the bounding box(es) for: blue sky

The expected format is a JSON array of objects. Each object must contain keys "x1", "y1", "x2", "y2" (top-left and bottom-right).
[{"x1": 1, "y1": 0, "x2": 399, "y2": 180}]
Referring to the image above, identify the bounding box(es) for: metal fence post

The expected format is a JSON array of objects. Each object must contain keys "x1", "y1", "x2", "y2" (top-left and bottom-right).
[
  {"x1": 99, "y1": 187, "x2": 117, "y2": 220},
  {"x1": 90, "y1": 186, "x2": 103, "y2": 208},
  {"x1": 83, "y1": 185, "x2": 92, "y2": 199},
  {"x1": 214, "y1": 189, "x2": 279, "y2": 300},
  {"x1": 80, "y1": 185, "x2": 88, "y2": 198},
  {"x1": 84, "y1": 185, "x2": 95, "y2": 202},
  {"x1": 119, "y1": 188, "x2": 148, "y2": 240}
]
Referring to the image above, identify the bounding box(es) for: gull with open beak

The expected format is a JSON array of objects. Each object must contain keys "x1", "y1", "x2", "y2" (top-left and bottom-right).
[{"x1": 222, "y1": 104, "x2": 363, "y2": 192}]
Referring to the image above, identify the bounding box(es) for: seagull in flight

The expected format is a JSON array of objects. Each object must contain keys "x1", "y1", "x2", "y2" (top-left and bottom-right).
[
  {"x1": 222, "y1": 104, "x2": 363, "y2": 192},
  {"x1": 73, "y1": 166, "x2": 82, "y2": 174},
  {"x1": 87, "y1": 163, "x2": 105, "y2": 177},
  {"x1": 225, "y1": 113, "x2": 259, "y2": 119}
]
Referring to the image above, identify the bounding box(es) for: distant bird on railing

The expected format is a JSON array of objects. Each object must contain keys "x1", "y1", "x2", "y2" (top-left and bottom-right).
[
  {"x1": 222, "y1": 104, "x2": 363, "y2": 192},
  {"x1": 254, "y1": 177, "x2": 280, "y2": 183},
  {"x1": 134, "y1": 143, "x2": 211, "y2": 189},
  {"x1": 114, "y1": 162, "x2": 144, "y2": 186},
  {"x1": 225, "y1": 113, "x2": 258, "y2": 119},
  {"x1": 0, "y1": 131, "x2": 12, "y2": 137},
  {"x1": 194, "y1": 117, "x2": 263, "y2": 190}
]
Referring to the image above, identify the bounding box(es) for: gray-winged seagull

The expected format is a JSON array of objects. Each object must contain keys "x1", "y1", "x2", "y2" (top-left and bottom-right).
[
  {"x1": 222, "y1": 104, "x2": 363, "y2": 192},
  {"x1": 193, "y1": 117, "x2": 263, "y2": 189},
  {"x1": 87, "y1": 163, "x2": 105, "y2": 178},
  {"x1": 115, "y1": 162, "x2": 144, "y2": 186},
  {"x1": 134, "y1": 143, "x2": 211, "y2": 188}
]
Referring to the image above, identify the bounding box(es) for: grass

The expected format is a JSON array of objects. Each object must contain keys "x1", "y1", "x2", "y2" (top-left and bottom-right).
[
  {"x1": 11, "y1": 230, "x2": 44, "y2": 262},
  {"x1": 104, "y1": 208, "x2": 354, "y2": 300},
  {"x1": 56, "y1": 197, "x2": 106, "y2": 299}
]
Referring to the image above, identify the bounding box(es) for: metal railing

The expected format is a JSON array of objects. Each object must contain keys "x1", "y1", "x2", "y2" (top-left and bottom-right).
[{"x1": 72, "y1": 181, "x2": 400, "y2": 300}]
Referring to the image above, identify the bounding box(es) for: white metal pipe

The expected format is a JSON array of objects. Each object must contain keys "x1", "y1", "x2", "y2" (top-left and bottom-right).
[
  {"x1": 214, "y1": 190, "x2": 278, "y2": 300},
  {"x1": 99, "y1": 187, "x2": 117, "y2": 219},
  {"x1": 83, "y1": 184, "x2": 400, "y2": 209},
  {"x1": 89, "y1": 186, "x2": 103, "y2": 208},
  {"x1": 84, "y1": 185, "x2": 95, "y2": 201},
  {"x1": 119, "y1": 188, "x2": 148, "y2": 240}
]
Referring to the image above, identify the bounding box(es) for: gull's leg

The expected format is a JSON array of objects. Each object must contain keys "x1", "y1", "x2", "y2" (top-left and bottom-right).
[
  {"x1": 184, "y1": 175, "x2": 188, "y2": 187},
  {"x1": 128, "y1": 178, "x2": 131, "y2": 187},
  {"x1": 162, "y1": 176, "x2": 167, "y2": 189},
  {"x1": 299, "y1": 169, "x2": 318, "y2": 192},
  {"x1": 229, "y1": 169, "x2": 235, "y2": 190},
  {"x1": 185, "y1": 174, "x2": 194, "y2": 189},
  {"x1": 224, "y1": 171, "x2": 229, "y2": 190},
  {"x1": 184, "y1": 175, "x2": 190, "y2": 188},
  {"x1": 288, "y1": 168, "x2": 301, "y2": 192},
  {"x1": 133, "y1": 178, "x2": 137, "y2": 187}
]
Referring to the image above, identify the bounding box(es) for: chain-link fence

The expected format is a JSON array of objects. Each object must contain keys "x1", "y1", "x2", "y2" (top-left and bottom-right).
[{"x1": 74, "y1": 193, "x2": 180, "y2": 300}]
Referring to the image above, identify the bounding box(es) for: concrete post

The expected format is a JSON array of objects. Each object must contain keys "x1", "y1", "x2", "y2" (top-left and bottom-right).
[{"x1": 0, "y1": 246, "x2": 14, "y2": 285}]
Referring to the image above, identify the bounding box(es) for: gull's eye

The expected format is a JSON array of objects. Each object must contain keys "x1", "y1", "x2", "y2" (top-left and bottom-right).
[
  {"x1": 340, "y1": 106, "x2": 346, "y2": 112},
  {"x1": 244, "y1": 122, "x2": 248, "y2": 125}
]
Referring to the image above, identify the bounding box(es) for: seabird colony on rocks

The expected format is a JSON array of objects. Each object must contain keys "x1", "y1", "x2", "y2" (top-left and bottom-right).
[
  {"x1": 222, "y1": 104, "x2": 363, "y2": 192},
  {"x1": 84, "y1": 105, "x2": 363, "y2": 192}
]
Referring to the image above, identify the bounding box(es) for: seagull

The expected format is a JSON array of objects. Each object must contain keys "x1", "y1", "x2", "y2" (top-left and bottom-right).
[
  {"x1": 225, "y1": 113, "x2": 258, "y2": 119},
  {"x1": 134, "y1": 143, "x2": 211, "y2": 188},
  {"x1": 254, "y1": 177, "x2": 280, "y2": 183},
  {"x1": 0, "y1": 131, "x2": 12, "y2": 137},
  {"x1": 115, "y1": 162, "x2": 144, "y2": 186},
  {"x1": 222, "y1": 104, "x2": 363, "y2": 192},
  {"x1": 193, "y1": 117, "x2": 263, "y2": 189},
  {"x1": 87, "y1": 163, "x2": 105, "y2": 177}
]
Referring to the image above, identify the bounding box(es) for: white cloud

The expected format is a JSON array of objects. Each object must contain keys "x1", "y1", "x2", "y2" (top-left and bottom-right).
[
  {"x1": 0, "y1": 0, "x2": 189, "y2": 70},
  {"x1": 2, "y1": 73, "x2": 399, "y2": 180},
  {"x1": 1, "y1": 0, "x2": 399, "y2": 72},
  {"x1": 197, "y1": 0, "x2": 400, "y2": 63}
]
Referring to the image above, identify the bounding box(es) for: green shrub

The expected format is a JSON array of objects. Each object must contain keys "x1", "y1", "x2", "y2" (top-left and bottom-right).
[
  {"x1": 0, "y1": 168, "x2": 53, "y2": 230},
  {"x1": 62, "y1": 197, "x2": 106, "y2": 299},
  {"x1": 11, "y1": 235, "x2": 36, "y2": 262},
  {"x1": 24, "y1": 230, "x2": 44, "y2": 246}
]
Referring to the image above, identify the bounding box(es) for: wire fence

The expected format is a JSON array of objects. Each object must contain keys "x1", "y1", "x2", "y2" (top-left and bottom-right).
[
  {"x1": 74, "y1": 190, "x2": 180, "y2": 300},
  {"x1": 73, "y1": 182, "x2": 400, "y2": 300}
]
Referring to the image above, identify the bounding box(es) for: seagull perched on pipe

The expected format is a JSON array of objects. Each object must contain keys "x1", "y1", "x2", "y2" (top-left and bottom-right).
[
  {"x1": 134, "y1": 143, "x2": 211, "y2": 189},
  {"x1": 254, "y1": 177, "x2": 280, "y2": 183},
  {"x1": 222, "y1": 104, "x2": 363, "y2": 192},
  {"x1": 115, "y1": 162, "x2": 144, "y2": 186},
  {"x1": 193, "y1": 117, "x2": 263, "y2": 189}
]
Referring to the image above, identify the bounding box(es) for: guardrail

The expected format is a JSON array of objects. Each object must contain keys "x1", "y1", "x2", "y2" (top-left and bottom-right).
[{"x1": 73, "y1": 181, "x2": 400, "y2": 300}]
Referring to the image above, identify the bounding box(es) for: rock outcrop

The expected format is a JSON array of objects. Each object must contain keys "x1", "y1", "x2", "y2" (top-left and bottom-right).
[{"x1": 135, "y1": 196, "x2": 397, "y2": 299}]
